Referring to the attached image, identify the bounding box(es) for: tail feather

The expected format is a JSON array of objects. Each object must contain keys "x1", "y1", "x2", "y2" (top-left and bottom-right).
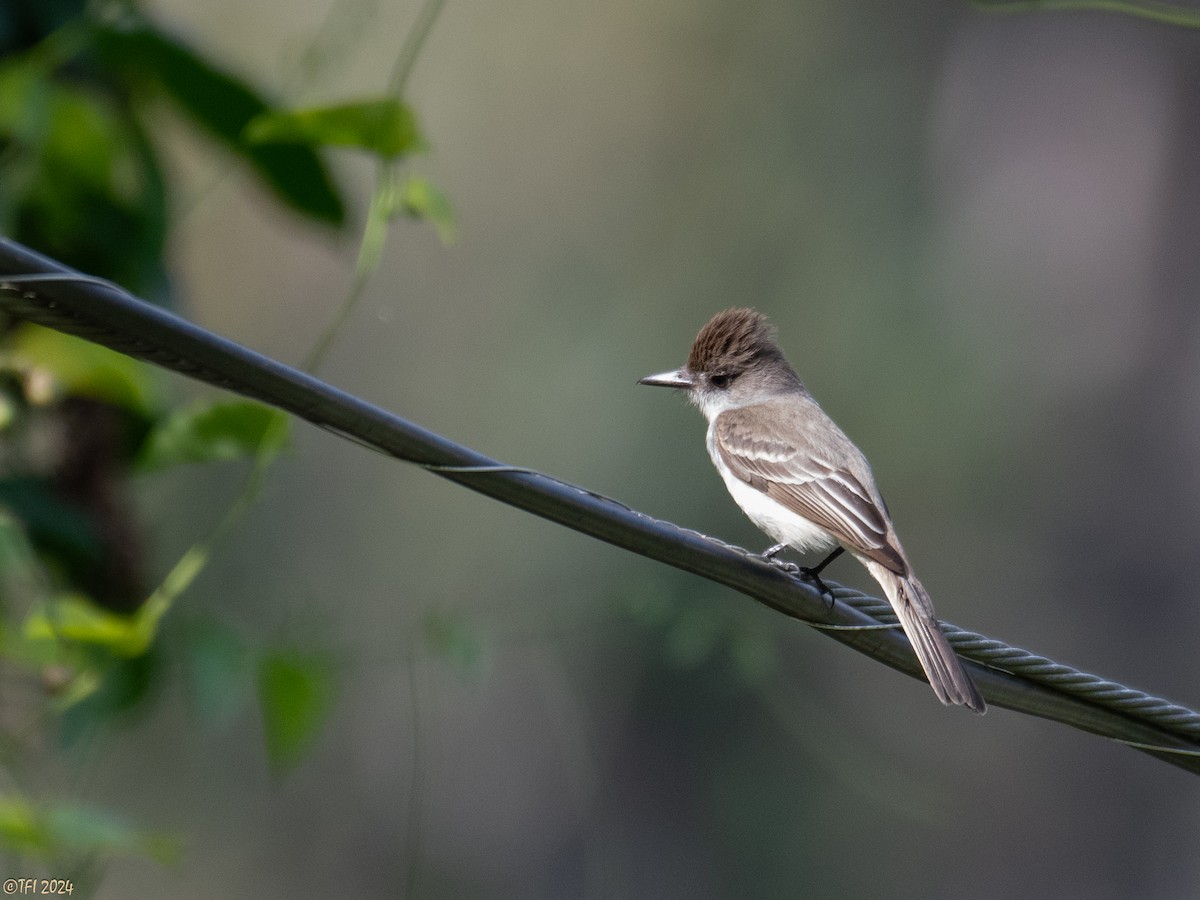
[{"x1": 861, "y1": 559, "x2": 986, "y2": 714}]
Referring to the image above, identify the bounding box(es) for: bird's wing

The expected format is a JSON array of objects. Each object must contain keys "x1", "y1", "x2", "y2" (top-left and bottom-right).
[{"x1": 714, "y1": 407, "x2": 907, "y2": 573}]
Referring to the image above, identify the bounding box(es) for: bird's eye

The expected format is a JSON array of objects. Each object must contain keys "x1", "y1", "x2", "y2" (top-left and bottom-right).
[{"x1": 710, "y1": 373, "x2": 735, "y2": 389}]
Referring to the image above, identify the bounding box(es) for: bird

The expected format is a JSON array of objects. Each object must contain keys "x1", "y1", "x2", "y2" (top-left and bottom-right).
[{"x1": 639, "y1": 307, "x2": 985, "y2": 712}]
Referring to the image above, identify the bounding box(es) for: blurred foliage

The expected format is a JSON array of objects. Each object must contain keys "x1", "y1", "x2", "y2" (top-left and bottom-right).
[
  {"x1": 179, "y1": 616, "x2": 249, "y2": 727},
  {"x1": 0, "y1": 0, "x2": 454, "y2": 887},
  {"x1": 9, "y1": 326, "x2": 160, "y2": 414},
  {"x1": 398, "y1": 175, "x2": 457, "y2": 244},
  {"x1": 89, "y1": 20, "x2": 345, "y2": 227},
  {"x1": 246, "y1": 97, "x2": 423, "y2": 159},
  {"x1": 0, "y1": 793, "x2": 179, "y2": 870},
  {"x1": 257, "y1": 649, "x2": 338, "y2": 775},
  {"x1": 0, "y1": 3, "x2": 348, "y2": 295},
  {"x1": 136, "y1": 401, "x2": 289, "y2": 470}
]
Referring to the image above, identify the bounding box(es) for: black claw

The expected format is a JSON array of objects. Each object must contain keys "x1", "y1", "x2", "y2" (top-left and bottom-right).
[
  {"x1": 799, "y1": 547, "x2": 845, "y2": 607},
  {"x1": 799, "y1": 566, "x2": 837, "y2": 607},
  {"x1": 760, "y1": 545, "x2": 844, "y2": 607},
  {"x1": 807, "y1": 547, "x2": 846, "y2": 607}
]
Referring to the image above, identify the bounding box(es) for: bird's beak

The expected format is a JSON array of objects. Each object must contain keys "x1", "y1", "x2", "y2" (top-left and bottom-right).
[{"x1": 638, "y1": 368, "x2": 694, "y2": 389}]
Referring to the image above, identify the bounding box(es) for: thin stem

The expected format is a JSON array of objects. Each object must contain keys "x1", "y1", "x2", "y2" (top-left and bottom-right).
[
  {"x1": 305, "y1": 0, "x2": 448, "y2": 375},
  {"x1": 136, "y1": 411, "x2": 288, "y2": 627},
  {"x1": 140, "y1": 0, "x2": 448, "y2": 618},
  {"x1": 388, "y1": 0, "x2": 448, "y2": 97},
  {"x1": 302, "y1": 164, "x2": 395, "y2": 374}
]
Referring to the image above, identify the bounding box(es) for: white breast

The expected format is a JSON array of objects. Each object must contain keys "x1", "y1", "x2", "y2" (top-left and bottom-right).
[{"x1": 705, "y1": 424, "x2": 838, "y2": 554}]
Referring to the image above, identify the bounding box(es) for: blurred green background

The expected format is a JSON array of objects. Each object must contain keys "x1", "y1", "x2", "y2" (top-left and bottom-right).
[{"x1": 4, "y1": 0, "x2": 1200, "y2": 897}]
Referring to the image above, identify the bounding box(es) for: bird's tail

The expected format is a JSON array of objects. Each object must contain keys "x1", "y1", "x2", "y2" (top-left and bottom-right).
[{"x1": 861, "y1": 559, "x2": 986, "y2": 713}]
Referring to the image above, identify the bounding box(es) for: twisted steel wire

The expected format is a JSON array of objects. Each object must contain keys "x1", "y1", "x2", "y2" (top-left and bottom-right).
[
  {"x1": 2, "y1": 237, "x2": 1199, "y2": 772},
  {"x1": 832, "y1": 589, "x2": 1200, "y2": 738}
]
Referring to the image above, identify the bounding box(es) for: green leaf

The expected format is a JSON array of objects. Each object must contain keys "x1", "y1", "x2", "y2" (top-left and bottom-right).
[
  {"x1": 0, "y1": 479, "x2": 97, "y2": 559},
  {"x1": 23, "y1": 593, "x2": 152, "y2": 656},
  {"x1": 89, "y1": 20, "x2": 345, "y2": 226},
  {"x1": 0, "y1": 54, "x2": 170, "y2": 291},
  {"x1": 0, "y1": 505, "x2": 45, "y2": 606},
  {"x1": 246, "y1": 98, "x2": 422, "y2": 160},
  {"x1": 0, "y1": 389, "x2": 18, "y2": 431},
  {"x1": 137, "y1": 400, "x2": 288, "y2": 470},
  {"x1": 398, "y1": 176, "x2": 456, "y2": 244},
  {"x1": 257, "y1": 650, "x2": 335, "y2": 774},
  {"x1": 0, "y1": 3, "x2": 86, "y2": 56},
  {"x1": 10, "y1": 325, "x2": 159, "y2": 415},
  {"x1": 0, "y1": 795, "x2": 43, "y2": 854},
  {"x1": 183, "y1": 618, "x2": 248, "y2": 727},
  {"x1": 57, "y1": 651, "x2": 161, "y2": 739},
  {"x1": 0, "y1": 56, "x2": 56, "y2": 152},
  {"x1": 46, "y1": 804, "x2": 179, "y2": 863},
  {"x1": 0, "y1": 795, "x2": 178, "y2": 863}
]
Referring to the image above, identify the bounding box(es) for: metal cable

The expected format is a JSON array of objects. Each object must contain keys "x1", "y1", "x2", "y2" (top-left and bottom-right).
[
  {"x1": 2, "y1": 237, "x2": 1199, "y2": 773},
  {"x1": 831, "y1": 588, "x2": 1200, "y2": 738}
]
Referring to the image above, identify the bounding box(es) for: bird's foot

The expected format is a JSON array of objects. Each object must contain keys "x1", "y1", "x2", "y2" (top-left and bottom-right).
[
  {"x1": 761, "y1": 544, "x2": 841, "y2": 606},
  {"x1": 804, "y1": 547, "x2": 846, "y2": 607},
  {"x1": 799, "y1": 566, "x2": 836, "y2": 608},
  {"x1": 775, "y1": 545, "x2": 845, "y2": 607},
  {"x1": 760, "y1": 543, "x2": 801, "y2": 575}
]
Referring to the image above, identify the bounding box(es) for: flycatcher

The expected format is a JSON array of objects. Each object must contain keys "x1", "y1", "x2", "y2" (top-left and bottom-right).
[{"x1": 639, "y1": 308, "x2": 984, "y2": 712}]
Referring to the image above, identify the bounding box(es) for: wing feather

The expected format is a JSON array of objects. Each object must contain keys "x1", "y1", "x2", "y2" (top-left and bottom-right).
[{"x1": 714, "y1": 407, "x2": 907, "y2": 573}]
